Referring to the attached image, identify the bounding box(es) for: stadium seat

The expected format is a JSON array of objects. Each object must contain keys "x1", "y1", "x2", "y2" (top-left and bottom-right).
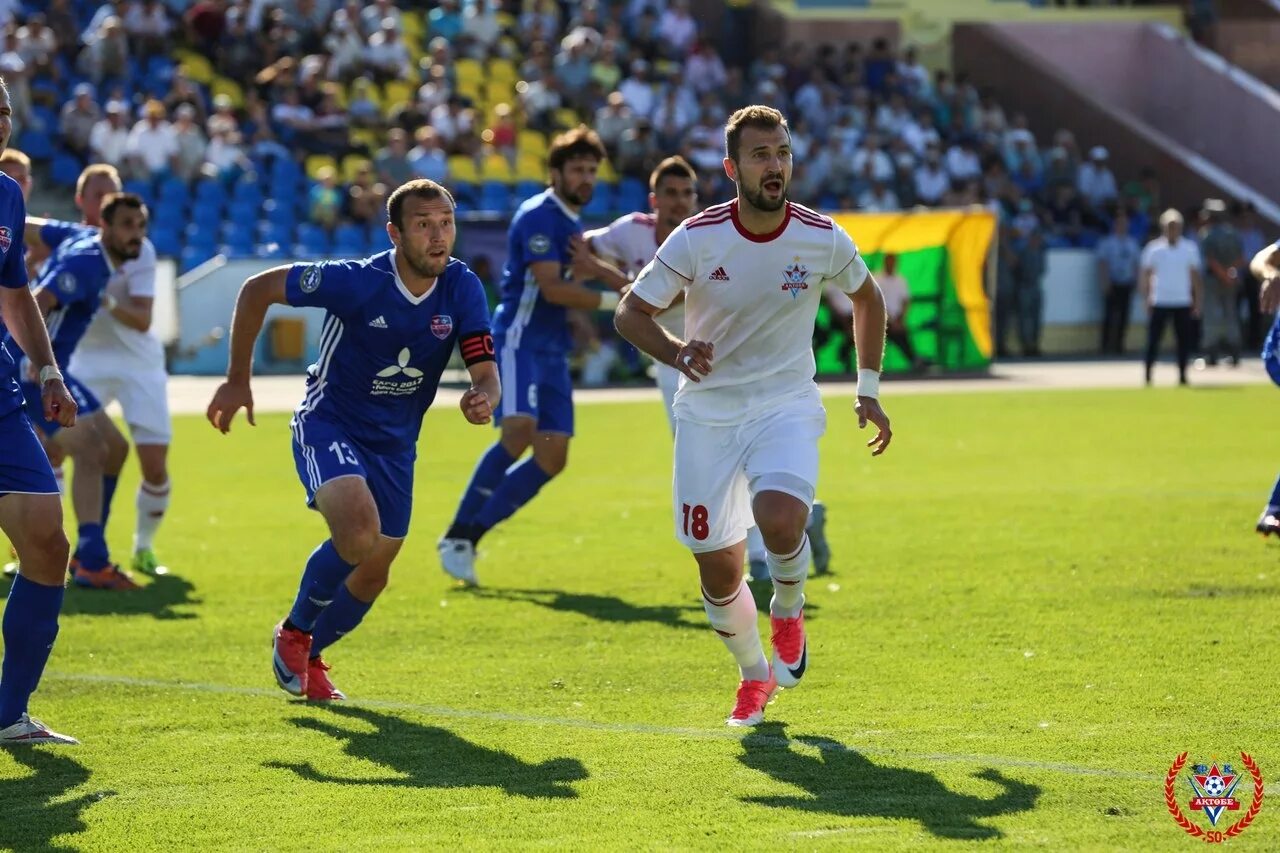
[
  {"x1": 448, "y1": 155, "x2": 480, "y2": 184},
  {"x1": 226, "y1": 200, "x2": 258, "y2": 225},
  {"x1": 50, "y1": 152, "x2": 81, "y2": 188},
  {"x1": 617, "y1": 179, "x2": 648, "y2": 213},
  {"x1": 174, "y1": 50, "x2": 215, "y2": 85},
  {"x1": 232, "y1": 180, "x2": 263, "y2": 206},
  {"x1": 480, "y1": 153, "x2": 514, "y2": 184},
  {"x1": 333, "y1": 223, "x2": 364, "y2": 255},
  {"x1": 517, "y1": 129, "x2": 548, "y2": 158},
  {"x1": 478, "y1": 182, "x2": 511, "y2": 213},
  {"x1": 341, "y1": 155, "x2": 372, "y2": 184},
  {"x1": 514, "y1": 154, "x2": 545, "y2": 183},
  {"x1": 304, "y1": 155, "x2": 338, "y2": 181},
  {"x1": 366, "y1": 226, "x2": 393, "y2": 253},
  {"x1": 179, "y1": 245, "x2": 216, "y2": 274},
  {"x1": 223, "y1": 221, "x2": 255, "y2": 256},
  {"x1": 149, "y1": 226, "x2": 181, "y2": 257},
  {"x1": 19, "y1": 127, "x2": 53, "y2": 160},
  {"x1": 582, "y1": 184, "x2": 613, "y2": 218},
  {"x1": 296, "y1": 223, "x2": 330, "y2": 258},
  {"x1": 153, "y1": 199, "x2": 186, "y2": 226},
  {"x1": 263, "y1": 199, "x2": 296, "y2": 228},
  {"x1": 455, "y1": 58, "x2": 484, "y2": 89},
  {"x1": 596, "y1": 159, "x2": 619, "y2": 184},
  {"x1": 487, "y1": 58, "x2": 518, "y2": 85},
  {"x1": 211, "y1": 76, "x2": 245, "y2": 109},
  {"x1": 515, "y1": 181, "x2": 543, "y2": 203},
  {"x1": 382, "y1": 80, "x2": 415, "y2": 115},
  {"x1": 270, "y1": 156, "x2": 302, "y2": 185},
  {"x1": 263, "y1": 220, "x2": 293, "y2": 250},
  {"x1": 194, "y1": 179, "x2": 227, "y2": 207},
  {"x1": 159, "y1": 176, "x2": 190, "y2": 205},
  {"x1": 553, "y1": 108, "x2": 580, "y2": 130}
]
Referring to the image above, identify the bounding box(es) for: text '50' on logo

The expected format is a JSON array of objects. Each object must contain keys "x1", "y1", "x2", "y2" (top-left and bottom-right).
[
  {"x1": 781, "y1": 257, "x2": 809, "y2": 299},
  {"x1": 1166, "y1": 752, "x2": 1263, "y2": 843}
]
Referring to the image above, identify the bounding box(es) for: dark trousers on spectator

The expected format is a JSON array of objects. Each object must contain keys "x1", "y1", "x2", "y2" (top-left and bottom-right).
[
  {"x1": 1100, "y1": 282, "x2": 1135, "y2": 354},
  {"x1": 887, "y1": 326, "x2": 918, "y2": 365},
  {"x1": 1145, "y1": 306, "x2": 1193, "y2": 384}
]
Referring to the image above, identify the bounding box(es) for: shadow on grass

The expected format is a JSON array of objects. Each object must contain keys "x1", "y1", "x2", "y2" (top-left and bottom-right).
[
  {"x1": 468, "y1": 584, "x2": 821, "y2": 629},
  {"x1": 266, "y1": 705, "x2": 588, "y2": 798},
  {"x1": 738, "y1": 723, "x2": 1040, "y2": 841},
  {"x1": 0, "y1": 573, "x2": 201, "y2": 621},
  {"x1": 0, "y1": 749, "x2": 114, "y2": 852},
  {"x1": 1153, "y1": 583, "x2": 1280, "y2": 600}
]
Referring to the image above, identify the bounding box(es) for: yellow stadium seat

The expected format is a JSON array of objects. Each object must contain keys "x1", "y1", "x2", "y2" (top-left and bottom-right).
[
  {"x1": 341, "y1": 155, "x2": 372, "y2": 184},
  {"x1": 210, "y1": 76, "x2": 244, "y2": 109},
  {"x1": 382, "y1": 80, "x2": 415, "y2": 113},
  {"x1": 596, "y1": 158, "x2": 618, "y2": 184},
  {"x1": 515, "y1": 153, "x2": 546, "y2": 183},
  {"x1": 485, "y1": 79, "x2": 515, "y2": 104},
  {"x1": 305, "y1": 155, "x2": 338, "y2": 181},
  {"x1": 350, "y1": 127, "x2": 383, "y2": 152},
  {"x1": 455, "y1": 58, "x2": 484, "y2": 87},
  {"x1": 481, "y1": 153, "x2": 514, "y2": 184},
  {"x1": 448, "y1": 155, "x2": 480, "y2": 184},
  {"x1": 487, "y1": 58, "x2": 518, "y2": 84},
  {"x1": 178, "y1": 52, "x2": 216, "y2": 85},
  {"x1": 456, "y1": 79, "x2": 483, "y2": 102},
  {"x1": 401, "y1": 11, "x2": 424, "y2": 41},
  {"x1": 517, "y1": 129, "x2": 548, "y2": 158},
  {"x1": 348, "y1": 80, "x2": 384, "y2": 112},
  {"x1": 553, "y1": 108, "x2": 581, "y2": 130}
]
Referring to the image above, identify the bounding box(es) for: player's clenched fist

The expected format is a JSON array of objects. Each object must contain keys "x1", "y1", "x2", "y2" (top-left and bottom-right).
[
  {"x1": 460, "y1": 387, "x2": 493, "y2": 425},
  {"x1": 42, "y1": 377, "x2": 78, "y2": 428},
  {"x1": 206, "y1": 381, "x2": 255, "y2": 433},
  {"x1": 674, "y1": 340, "x2": 713, "y2": 383}
]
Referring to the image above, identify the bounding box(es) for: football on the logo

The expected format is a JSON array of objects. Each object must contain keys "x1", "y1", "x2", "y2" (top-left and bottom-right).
[{"x1": 1203, "y1": 775, "x2": 1226, "y2": 796}]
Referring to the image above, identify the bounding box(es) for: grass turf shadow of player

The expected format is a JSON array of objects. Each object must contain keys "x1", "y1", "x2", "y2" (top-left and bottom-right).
[
  {"x1": 265, "y1": 705, "x2": 588, "y2": 798},
  {"x1": 0, "y1": 749, "x2": 115, "y2": 853},
  {"x1": 1, "y1": 573, "x2": 201, "y2": 621},
  {"x1": 738, "y1": 723, "x2": 1039, "y2": 841},
  {"x1": 468, "y1": 586, "x2": 820, "y2": 630}
]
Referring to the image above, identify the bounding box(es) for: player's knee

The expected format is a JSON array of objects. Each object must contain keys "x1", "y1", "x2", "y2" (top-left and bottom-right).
[
  {"x1": 17, "y1": 523, "x2": 70, "y2": 583},
  {"x1": 500, "y1": 419, "x2": 535, "y2": 456},
  {"x1": 333, "y1": 521, "x2": 380, "y2": 565},
  {"x1": 103, "y1": 429, "x2": 130, "y2": 471},
  {"x1": 533, "y1": 437, "x2": 568, "y2": 476},
  {"x1": 753, "y1": 495, "x2": 808, "y2": 554}
]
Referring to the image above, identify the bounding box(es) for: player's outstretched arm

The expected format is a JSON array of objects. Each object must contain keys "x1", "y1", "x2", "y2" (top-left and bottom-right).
[
  {"x1": 573, "y1": 235, "x2": 631, "y2": 292},
  {"x1": 207, "y1": 266, "x2": 290, "y2": 433},
  {"x1": 614, "y1": 291, "x2": 712, "y2": 383},
  {"x1": 849, "y1": 272, "x2": 892, "y2": 456},
  {"x1": 1252, "y1": 244, "x2": 1280, "y2": 313},
  {"x1": 23, "y1": 216, "x2": 49, "y2": 254},
  {"x1": 529, "y1": 261, "x2": 622, "y2": 311},
  {"x1": 0, "y1": 286, "x2": 76, "y2": 427},
  {"x1": 460, "y1": 360, "x2": 500, "y2": 425}
]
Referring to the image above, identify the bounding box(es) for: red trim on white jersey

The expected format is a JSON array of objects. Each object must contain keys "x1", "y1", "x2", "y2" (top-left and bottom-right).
[
  {"x1": 790, "y1": 203, "x2": 834, "y2": 231},
  {"x1": 631, "y1": 212, "x2": 656, "y2": 227},
  {"x1": 729, "y1": 200, "x2": 793, "y2": 243},
  {"x1": 686, "y1": 201, "x2": 734, "y2": 230}
]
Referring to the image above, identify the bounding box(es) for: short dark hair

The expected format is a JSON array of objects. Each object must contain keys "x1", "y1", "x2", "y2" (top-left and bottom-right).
[
  {"x1": 649, "y1": 156, "x2": 696, "y2": 193},
  {"x1": 548, "y1": 125, "x2": 606, "y2": 172},
  {"x1": 724, "y1": 105, "x2": 789, "y2": 162},
  {"x1": 100, "y1": 192, "x2": 146, "y2": 224},
  {"x1": 386, "y1": 179, "x2": 455, "y2": 229}
]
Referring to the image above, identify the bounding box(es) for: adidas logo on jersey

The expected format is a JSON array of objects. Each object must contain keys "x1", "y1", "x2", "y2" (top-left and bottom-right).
[
  {"x1": 709, "y1": 267, "x2": 730, "y2": 281},
  {"x1": 368, "y1": 315, "x2": 388, "y2": 328}
]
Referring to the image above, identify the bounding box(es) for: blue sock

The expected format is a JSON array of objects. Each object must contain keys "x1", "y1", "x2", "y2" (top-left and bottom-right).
[
  {"x1": 74, "y1": 523, "x2": 110, "y2": 570},
  {"x1": 310, "y1": 585, "x2": 373, "y2": 657},
  {"x1": 101, "y1": 475, "x2": 119, "y2": 531},
  {"x1": 450, "y1": 443, "x2": 516, "y2": 531},
  {"x1": 472, "y1": 458, "x2": 553, "y2": 535},
  {"x1": 287, "y1": 540, "x2": 357, "y2": 632},
  {"x1": 0, "y1": 575, "x2": 64, "y2": 727},
  {"x1": 1267, "y1": 474, "x2": 1280, "y2": 512}
]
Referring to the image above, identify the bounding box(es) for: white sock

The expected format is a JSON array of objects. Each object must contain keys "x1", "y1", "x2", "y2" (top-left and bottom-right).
[
  {"x1": 746, "y1": 525, "x2": 767, "y2": 562},
  {"x1": 134, "y1": 479, "x2": 170, "y2": 551},
  {"x1": 702, "y1": 581, "x2": 769, "y2": 682},
  {"x1": 768, "y1": 534, "x2": 809, "y2": 619}
]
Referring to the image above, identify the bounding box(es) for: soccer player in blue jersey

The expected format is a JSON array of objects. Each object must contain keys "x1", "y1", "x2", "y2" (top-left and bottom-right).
[
  {"x1": 6, "y1": 193, "x2": 147, "y2": 591},
  {"x1": 206, "y1": 179, "x2": 500, "y2": 701},
  {"x1": 439, "y1": 126, "x2": 628, "y2": 585},
  {"x1": 0, "y1": 77, "x2": 83, "y2": 745},
  {"x1": 1251, "y1": 240, "x2": 1280, "y2": 536}
]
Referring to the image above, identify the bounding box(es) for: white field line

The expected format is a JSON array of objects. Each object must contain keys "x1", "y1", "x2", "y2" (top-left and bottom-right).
[{"x1": 47, "y1": 671, "x2": 1154, "y2": 781}]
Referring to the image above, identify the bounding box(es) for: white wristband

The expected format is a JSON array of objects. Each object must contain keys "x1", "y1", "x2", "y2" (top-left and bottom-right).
[
  {"x1": 39, "y1": 365, "x2": 63, "y2": 385},
  {"x1": 856, "y1": 368, "x2": 880, "y2": 399},
  {"x1": 598, "y1": 291, "x2": 620, "y2": 311},
  {"x1": 103, "y1": 293, "x2": 119, "y2": 311}
]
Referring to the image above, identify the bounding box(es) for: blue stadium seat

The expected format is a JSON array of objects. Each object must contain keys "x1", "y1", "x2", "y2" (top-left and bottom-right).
[
  {"x1": 223, "y1": 222, "x2": 255, "y2": 256},
  {"x1": 333, "y1": 223, "x2": 364, "y2": 255},
  {"x1": 51, "y1": 153, "x2": 82, "y2": 187},
  {"x1": 227, "y1": 200, "x2": 258, "y2": 224},
  {"x1": 232, "y1": 180, "x2": 263, "y2": 206},
  {"x1": 190, "y1": 204, "x2": 223, "y2": 229},
  {"x1": 150, "y1": 226, "x2": 181, "y2": 257},
  {"x1": 123, "y1": 178, "x2": 153, "y2": 197},
  {"x1": 263, "y1": 199, "x2": 296, "y2": 228},
  {"x1": 19, "y1": 127, "x2": 52, "y2": 160},
  {"x1": 153, "y1": 199, "x2": 186, "y2": 227},
  {"x1": 617, "y1": 178, "x2": 647, "y2": 213},
  {"x1": 582, "y1": 184, "x2": 613, "y2": 218},
  {"x1": 515, "y1": 181, "x2": 543, "y2": 204},
  {"x1": 159, "y1": 177, "x2": 190, "y2": 206},
  {"x1": 271, "y1": 157, "x2": 302, "y2": 185},
  {"x1": 180, "y1": 245, "x2": 216, "y2": 274},
  {"x1": 194, "y1": 179, "x2": 227, "y2": 207},
  {"x1": 478, "y1": 182, "x2": 511, "y2": 214},
  {"x1": 367, "y1": 226, "x2": 393, "y2": 253},
  {"x1": 263, "y1": 220, "x2": 293, "y2": 250},
  {"x1": 295, "y1": 223, "x2": 330, "y2": 257}
]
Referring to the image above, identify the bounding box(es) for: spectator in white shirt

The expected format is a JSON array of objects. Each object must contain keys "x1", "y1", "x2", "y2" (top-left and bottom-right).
[
  {"x1": 1141, "y1": 208, "x2": 1203, "y2": 385},
  {"x1": 618, "y1": 59, "x2": 656, "y2": 119},
  {"x1": 365, "y1": 18, "x2": 410, "y2": 83},
  {"x1": 89, "y1": 100, "x2": 130, "y2": 169},
  {"x1": 900, "y1": 107, "x2": 940, "y2": 157},
  {"x1": 1077, "y1": 145, "x2": 1118, "y2": 209},
  {"x1": 851, "y1": 133, "x2": 894, "y2": 184},
  {"x1": 123, "y1": 0, "x2": 171, "y2": 61},
  {"x1": 359, "y1": 0, "x2": 400, "y2": 36},
  {"x1": 60, "y1": 84, "x2": 102, "y2": 160},
  {"x1": 684, "y1": 42, "x2": 727, "y2": 95},
  {"x1": 913, "y1": 145, "x2": 948, "y2": 206},
  {"x1": 857, "y1": 181, "x2": 900, "y2": 213},
  {"x1": 170, "y1": 103, "x2": 206, "y2": 182},
  {"x1": 125, "y1": 98, "x2": 178, "y2": 178},
  {"x1": 657, "y1": 0, "x2": 697, "y2": 58},
  {"x1": 946, "y1": 138, "x2": 982, "y2": 182},
  {"x1": 324, "y1": 14, "x2": 365, "y2": 81},
  {"x1": 204, "y1": 126, "x2": 249, "y2": 179}
]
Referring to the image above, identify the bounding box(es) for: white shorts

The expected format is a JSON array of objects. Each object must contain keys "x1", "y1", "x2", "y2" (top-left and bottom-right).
[
  {"x1": 656, "y1": 362, "x2": 681, "y2": 434},
  {"x1": 73, "y1": 365, "x2": 172, "y2": 445},
  {"x1": 672, "y1": 391, "x2": 826, "y2": 553}
]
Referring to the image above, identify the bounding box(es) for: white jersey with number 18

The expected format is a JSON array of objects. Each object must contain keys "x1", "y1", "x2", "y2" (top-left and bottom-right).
[{"x1": 630, "y1": 200, "x2": 869, "y2": 427}]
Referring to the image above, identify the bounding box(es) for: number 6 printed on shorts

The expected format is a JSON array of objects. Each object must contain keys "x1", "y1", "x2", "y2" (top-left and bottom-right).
[{"x1": 682, "y1": 503, "x2": 709, "y2": 541}]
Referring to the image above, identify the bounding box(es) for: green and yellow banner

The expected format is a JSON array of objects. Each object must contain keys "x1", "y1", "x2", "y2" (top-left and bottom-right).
[{"x1": 817, "y1": 209, "x2": 996, "y2": 374}]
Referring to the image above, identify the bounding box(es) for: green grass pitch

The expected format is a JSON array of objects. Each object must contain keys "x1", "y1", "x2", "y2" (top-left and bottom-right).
[{"x1": 1, "y1": 384, "x2": 1277, "y2": 850}]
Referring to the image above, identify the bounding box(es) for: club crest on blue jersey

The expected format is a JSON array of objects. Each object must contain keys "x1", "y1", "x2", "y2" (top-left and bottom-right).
[
  {"x1": 781, "y1": 258, "x2": 810, "y2": 299},
  {"x1": 431, "y1": 314, "x2": 453, "y2": 339},
  {"x1": 0, "y1": 226, "x2": 11, "y2": 253},
  {"x1": 300, "y1": 266, "x2": 322, "y2": 294},
  {"x1": 528, "y1": 234, "x2": 550, "y2": 255},
  {"x1": 57, "y1": 272, "x2": 77, "y2": 294}
]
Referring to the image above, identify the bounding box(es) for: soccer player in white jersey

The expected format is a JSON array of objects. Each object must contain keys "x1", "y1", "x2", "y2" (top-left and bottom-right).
[
  {"x1": 585, "y1": 156, "x2": 833, "y2": 580},
  {"x1": 26, "y1": 164, "x2": 173, "y2": 576},
  {"x1": 614, "y1": 106, "x2": 893, "y2": 726}
]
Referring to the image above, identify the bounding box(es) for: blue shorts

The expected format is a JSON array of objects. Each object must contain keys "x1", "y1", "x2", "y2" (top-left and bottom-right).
[
  {"x1": 19, "y1": 373, "x2": 102, "y2": 437},
  {"x1": 494, "y1": 336, "x2": 574, "y2": 435},
  {"x1": 1264, "y1": 314, "x2": 1280, "y2": 387},
  {"x1": 290, "y1": 416, "x2": 415, "y2": 539},
  {"x1": 0, "y1": 408, "x2": 59, "y2": 496}
]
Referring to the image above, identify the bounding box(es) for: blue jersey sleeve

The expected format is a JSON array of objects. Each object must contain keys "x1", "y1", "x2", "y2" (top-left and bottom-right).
[
  {"x1": 0, "y1": 189, "x2": 27, "y2": 289},
  {"x1": 39, "y1": 220, "x2": 86, "y2": 254},
  {"x1": 516, "y1": 207, "x2": 571, "y2": 266},
  {"x1": 285, "y1": 259, "x2": 373, "y2": 318},
  {"x1": 34, "y1": 253, "x2": 102, "y2": 308},
  {"x1": 453, "y1": 265, "x2": 495, "y2": 366}
]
